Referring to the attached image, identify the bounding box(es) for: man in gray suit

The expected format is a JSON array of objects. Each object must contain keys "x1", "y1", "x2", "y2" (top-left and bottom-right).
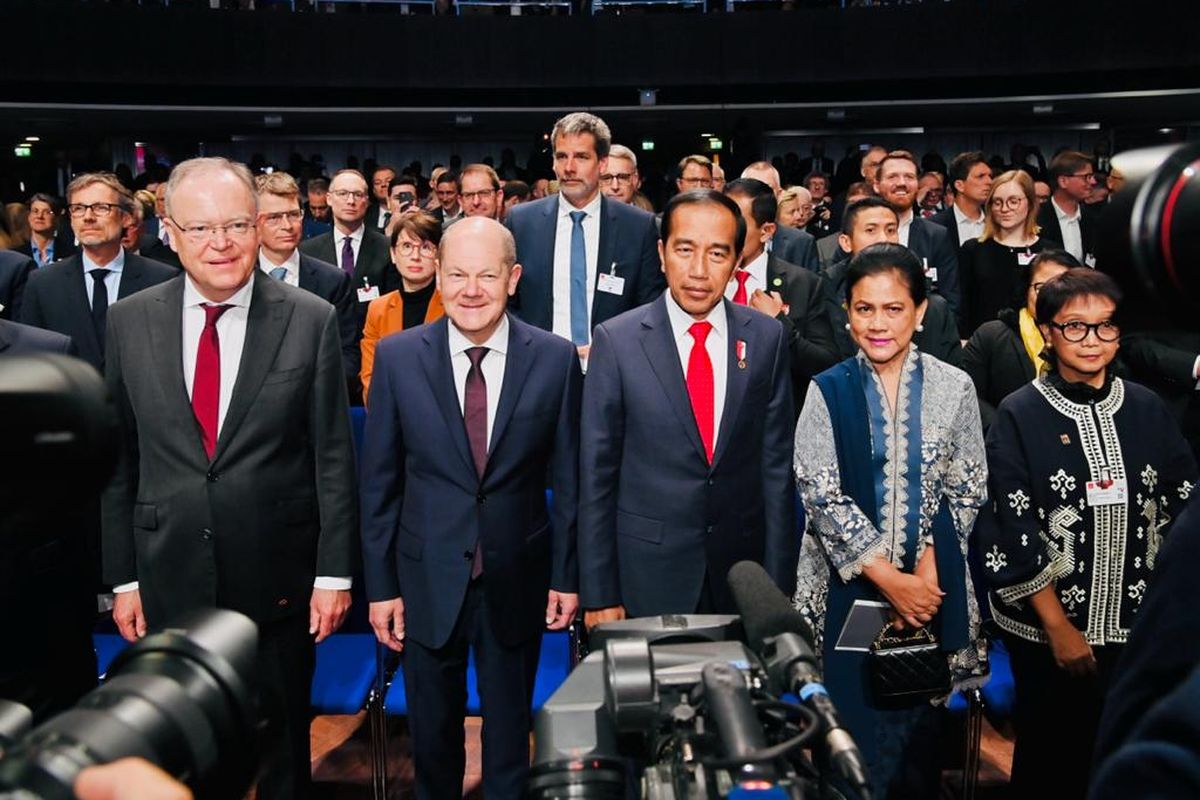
[{"x1": 102, "y1": 157, "x2": 358, "y2": 800}]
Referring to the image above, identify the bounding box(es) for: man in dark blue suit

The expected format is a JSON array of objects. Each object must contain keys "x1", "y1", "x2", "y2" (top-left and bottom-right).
[
  {"x1": 0, "y1": 318, "x2": 72, "y2": 355},
  {"x1": 361, "y1": 217, "x2": 581, "y2": 800},
  {"x1": 579, "y1": 190, "x2": 797, "y2": 626},
  {"x1": 505, "y1": 112, "x2": 663, "y2": 360},
  {"x1": 0, "y1": 250, "x2": 35, "y2": 321}
]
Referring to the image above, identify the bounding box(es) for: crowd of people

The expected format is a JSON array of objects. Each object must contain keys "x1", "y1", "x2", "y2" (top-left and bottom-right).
[{"x1": 1, "y1": 110, "x2": 1197, "y2": 800}]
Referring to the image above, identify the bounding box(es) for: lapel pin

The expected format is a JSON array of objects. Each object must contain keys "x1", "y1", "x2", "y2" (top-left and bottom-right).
[
  {"x1": 736, "y1": 340, "x2": 747, "y2": 369},
  {"x1": 1060, "y1": 434, "x2": 1071, "y2": 445},
  {"x1": 772, "y1": 277, "x2": 783, "y2": 288}
]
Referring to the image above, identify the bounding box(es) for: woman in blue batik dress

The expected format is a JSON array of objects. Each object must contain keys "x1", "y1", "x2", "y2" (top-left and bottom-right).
[
  {"x1": 793, "y1": 243, "x2": 989, "y2": 798},
  {"x1": 979, "y1": 268, "x2": 1198, "y2": 800}
]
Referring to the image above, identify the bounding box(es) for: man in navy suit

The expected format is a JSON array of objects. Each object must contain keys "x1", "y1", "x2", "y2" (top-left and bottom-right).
[
  {"x1": 505, "y1": 111, "x2": 663, "y2": 361},
  {"x1": 0, "y1": 250, "x2": 35, "y2": 321},
  {"x1": 740, "y1": 160, "x2": 821, "y2": 272},
  {"x1": 0, "y1": 318, "x2": 72, "y2": 355},
  {"x1": 255, "y1": 172, "x2": 360, "y2": 392},
  {"x1": 19, "y1": 173, "x2": 176, "y2": 373},
  {"x1": 361, "y1": 217, "x2": 581, "y2": 800},
  {"x1": 579, "y1": 190, "x2": 797, "y2": 626}
]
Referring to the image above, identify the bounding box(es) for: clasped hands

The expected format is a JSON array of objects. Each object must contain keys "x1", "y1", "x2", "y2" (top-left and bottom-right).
[{"x1": 863, "y1": 549, "x2": 943, "y2": 630}]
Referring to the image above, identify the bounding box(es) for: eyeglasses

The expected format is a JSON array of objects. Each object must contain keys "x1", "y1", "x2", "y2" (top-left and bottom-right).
[
  {"x1": 679, "y1": 177, "x2": 714, "y2": 188},
  {"x1": 1048, "y1": 320, "x2": 1120, "y2": 342},
  {"x1": 991, "y1": 196, "x2": 1027, "y2": 210},
  {"x1": 460, "y1": 190, "x2": 497, "y2": 202},
  {"x1": 396, "y1": 240, "x2": 437, "y2": 257},
  {"x1": 169, "y1": 216, "x2": 256, "y2": 243},
  {"x1": 1068, "y1": 172, "x2": 1097, "y2": 182},
  {"x1": 329, "y1": 189, "x2": 368, "y2": 202},
  {"x1": 68, "y1": 202, "x2": 127, "y2": 218},
  {"x1": 600, "y1": 173, "x2": 635, "y2": 185},
  {"x1": 1031, "y1": 281, "x2": 1048, "y2": 294},
  {"x1": 260, "y1": 210, "x2": 304, "y2": 228}
]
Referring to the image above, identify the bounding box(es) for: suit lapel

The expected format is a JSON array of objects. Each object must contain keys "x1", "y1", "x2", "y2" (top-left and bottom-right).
[
  {"x1": 487, "y1": 315, "x2": 535, "y2": 466},
  {"x1": 539, "y1": 197, "x2": 559, "y2": 316},
  {"x1": 117, "y1": 254, "x2": 145, "y2": 299},
  {"x1": 298, "y1": 254, "x2": 316, "y2": 292},
  {"x1": 712, "y1": 303, "x2": 752, "y2": 469},
  {"x1": 419, "y1": 319, "x2": 477, "y2": 480},
  {"x1": 638, "y1": 297, "x2": 709, "y2": 465},
  {"x1": 212, "y1": 276, "x2": 292, "y2": 462},
  {"x1": 148, "y1": 277, "x2": 206, "y2": 460}
]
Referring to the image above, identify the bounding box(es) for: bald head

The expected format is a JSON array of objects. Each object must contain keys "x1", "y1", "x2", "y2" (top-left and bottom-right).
[
  {"x1": 438, "y1": 216, "x2": 517, "y2": 272},
  {"x1": 741, "y1": 161, "x2": 781, "y2": 196}
]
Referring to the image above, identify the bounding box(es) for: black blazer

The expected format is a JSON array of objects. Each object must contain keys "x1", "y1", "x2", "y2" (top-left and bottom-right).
[
  {"x1": 296, "y1": 252, "x2": 361, "y2": 391},
  {"x1": 14, "y1": 230, "x2": 78, "y2": 264},
  {"x1": 766, "y1": 254, "x2": 839, "y2": 414},
  {"x1": 0, "y1": 250, "x2": 35, "y2": 321},
  {"x1": 928, "y1": 205, "x2": 956, "y2": 235},
  {"x1": 1036, "y1": 198, "x2": 1098, "y2": 262},
  {"x1": 18, "y1": 252, "x2": 176, "y2": 371},
  {"x1": 906, "y1": 215, "x2": 962, "y2": 323},
  {"x1": 137, "y1": 235, "x2": 183, "y2": 270},
  {"x1": 0, "y1": 318, "x2": 73, "y2": 355},
  {"x1": 770, "y1": 224, "x2": 820, "y2": 272},
  {"x1": 960, "y1": 312, "x2": 1036, "y2": 430},
  {"x1": 299, "y1": 226, "x2": 398, "y2": 299}
]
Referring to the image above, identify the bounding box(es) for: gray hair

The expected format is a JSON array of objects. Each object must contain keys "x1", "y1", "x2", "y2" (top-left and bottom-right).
[
  {"x1": 608, "y1": 144, "x2": 638, "y2": 169},
  {"x1": 164, "y1": 157, "x2": 257, "y2": 217},
  {"x1": 550, "y1": 112, "x2": 611, "y2": 159}
]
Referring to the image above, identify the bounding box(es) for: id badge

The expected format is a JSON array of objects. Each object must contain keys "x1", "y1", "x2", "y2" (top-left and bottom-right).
[
  {"x1": 357, "y1": 284, "x2": 380, "y2": 303},
  {"x1": 597, "y1": 272, "x2": 625, "y2": 296},
  {"x1": 1086, "y1": 477, "x2": 1127, "y2": 506},
  {"x1": 1084, "y1": 253, "x2": 1097, "y2": 269},
  {"x1": 1017, "y1": 251, "x2": 1035, "y2": 266},
  {"x1": 923, "y1": 257, "x2": 938, "y2": 285}
]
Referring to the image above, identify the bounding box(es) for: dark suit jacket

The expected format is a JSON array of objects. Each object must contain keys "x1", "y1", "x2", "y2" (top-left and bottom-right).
[
  {"x1": 0, "y1": 318, "x2": 73, "y2": 355},
  {"x1": 101, "y1": 275, "x2": 358, "y2": 627},
  {"x1": 0, "y1": 251, "x2": 36, "y2": 321},
  {"x1": 816, "y1": 231, "x2": 843, "y2": 270},
  {"x1": 771, "y1": 224, "x2": 820, "y2": 272},
  {"x1": 578, "y1": 296, "x2": 797, "y2": 616},
  {"x1": 928, "y1": 205, "x2": 956, "y2": 236},
  {"x1": 907, "y1": 215, "x2": 962, "y2": 323},
  {"x1": 18, "y1": 253, "x2": 176, "y2": 371},
  {"x1": 1036, "y1": 197, "x2": 1098, "y2": 262},
  {"x1": 299, "y1": 226, "x2": 397, "y2": 299},
  {"x1": 960, "y1": 313, "x2": 1036, "y2": 430},
  {"x1": 14, "y1": 230, "x2": 77, "y2": 264},
  {"x1": 364, "y1": 202, "x2": 390, "y2": 232},
  {"x1": 822, "y1": 253, "x2": 963, "y2": 368},
  {"x1": 137, "y1": 235, "x2": 183, "y2": 270},
  {"x1": 505, "y1": 194, "x2": 664, "y2": 335},
  {"x1": 766, "y1": 254, "x2": 839, "y2": 414},
  {"x1": 360, "y1": 314, "x2": 581, "y2": 649},
  {"x1": 295, "y1": 252, "x2": 360, "y2": 389}
]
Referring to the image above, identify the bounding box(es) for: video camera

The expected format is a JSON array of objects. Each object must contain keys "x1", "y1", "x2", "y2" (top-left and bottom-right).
[{"x1": 528, "y1": 562, "x2": 872, "y2": 800}]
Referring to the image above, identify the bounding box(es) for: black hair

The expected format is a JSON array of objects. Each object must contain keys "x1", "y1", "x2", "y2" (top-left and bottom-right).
[
  {"x1": 435, "y1": 172, "x2": 458, "y2": 188},
  {"x1": 1035, "y1": 267, "x2": 1122, "y2": 326},
  {"x1": 1009, "y1": 249, "x2": 1081, "y2": 312},
  {"x1": 660, "y1": 189, "x2": 746, "y2": 259},
  {"x1": 723, "y1": 178, "x2": 776, "y2": 228},
  {"x1": 502, "y1": 181, "x2": 530, "y2": 201},
  {"x1": 947, "y1": 151, "x2": 987, "y2": 187},
  {"x1": 844, "y1": 243, "x2": 927, "y2": 307},
  {"x1": 840, "y1": 196, "x2": 896, "y2": 235},
  {"x1": 388, "y1": 174, "x2": 419, "y2": 193}
]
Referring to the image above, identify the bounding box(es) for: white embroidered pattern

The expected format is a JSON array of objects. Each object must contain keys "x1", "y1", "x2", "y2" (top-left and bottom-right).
[
  {"x1": 1061, "y1": 585, "x2": 1087, "y2": 612},
  {"x1": 1049, "y1": 468, "x2": 1076, "y2": 500},
  {"x1": 1180, "y1": 481, "x2": 1194, "y2": 501},
  {"x1": 1008, "y1": 489, "x2": 1030, "y2": 517},
  {"x1": 1141, "y1": 464, "x2": 1159, "y2": 493},
  {"x1": 985, "y1": 545, "x2": 1008, "y2": 573},
  {"x1": 1127, "y1": 580, "x2": 1147, "y2": 602}
]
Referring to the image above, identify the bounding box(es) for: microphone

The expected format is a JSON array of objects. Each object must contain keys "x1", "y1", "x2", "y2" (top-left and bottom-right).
[{"x1": 727, "y1": 561, "x2": 873, "y2": 800}]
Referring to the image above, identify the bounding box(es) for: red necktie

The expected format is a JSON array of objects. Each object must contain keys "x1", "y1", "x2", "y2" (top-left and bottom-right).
[
  {"x1": 686, "y1": 321, "x2": 715, "y2": 464},
  {"x1": 193, "y1": 304, "x2": 231, "y2": 459},
  {"x1": 732, "y1": 270, "x2": 751, "y2": 305}
]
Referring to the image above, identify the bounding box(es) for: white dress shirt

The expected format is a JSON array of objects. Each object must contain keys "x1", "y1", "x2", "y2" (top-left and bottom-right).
[
  {"x1": 551, "y1": 192, "x2": 602, "y2": 344},
  {"x1": 115, "y1": 271, "x2": 350, "y2": 594},
  {"x1": 335, "y1": 223, "x2": 366, "y2": 272},
  {"x1": 664, "y1": 291, "x2": 728, "y2": 454},
  {"x1": 81, "y1": 248, "x2": 125, "y2": 307},
  {"x1": 449, "y1": 314, "x2": 509, "y2": 448},
  {"x1": 1052, "y1": 197, "x2": 1084, "y2": 260},
  {"x1": 897, "y1": 209, "x2": 914, "y2": 247},
  {"x1": 952, "y1": 203, "x2": 986, "y2": 245},
  {"x1": 258, "y1": 247, "x2": 301, "y2": 287},
  {"x1": 724, "y1": 250, "x2": 768, "y2": 302}
]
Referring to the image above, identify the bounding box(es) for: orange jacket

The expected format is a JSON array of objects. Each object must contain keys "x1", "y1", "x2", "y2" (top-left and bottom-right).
[{"x1": 360, "y1": 287, "x2": 445, "y2": 404}]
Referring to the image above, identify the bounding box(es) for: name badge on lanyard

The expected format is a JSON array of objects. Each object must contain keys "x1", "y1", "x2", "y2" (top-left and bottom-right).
[{"x1": 1086, "y1": 467, "x2": 1127, "y2": 506}]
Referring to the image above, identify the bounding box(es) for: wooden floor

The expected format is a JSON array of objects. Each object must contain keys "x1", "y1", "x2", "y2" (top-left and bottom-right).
[{"x1": 305, "y1": 712, "x2": 1014, "y2": 798}]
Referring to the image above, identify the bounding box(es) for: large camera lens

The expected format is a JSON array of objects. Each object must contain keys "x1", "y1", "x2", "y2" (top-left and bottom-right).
[
  {"x1": 0, "y1": 609, "x2": 260, "y2": 800},
  {"x1": 1099, "y1": 142, "x2": 1200, "y2": 315}
]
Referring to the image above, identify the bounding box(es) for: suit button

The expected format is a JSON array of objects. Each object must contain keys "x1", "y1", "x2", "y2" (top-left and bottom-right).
[
  {"x1": 705, "y1": 525, "x2": 714, "y2": 535},
  {"x1": 201, "y1": 528, "x2": 213, "y2": 541},
  {"x1": 706, "y1": 478, "x2": 714, "y2": 487},
  {"x1": 206, "y1": 471, "x2": 219, "y2": 482},
  {"x1": 476, "y1": 493, "x2": 486, "y2": 505},
  {"x1": 277, "y1": 598, "x2": 289, "y2": 607},
  {"x1": 463, "y1": 550, "x2": 474, "y2": 561}
]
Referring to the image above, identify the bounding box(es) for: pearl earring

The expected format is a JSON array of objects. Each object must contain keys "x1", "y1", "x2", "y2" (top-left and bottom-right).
[
  {"x1": 844, "y1": 322, "x2": 851, "y2": 331},
  {"x1": 916, "y1": 323, "x2": 925, "y2": 332}
]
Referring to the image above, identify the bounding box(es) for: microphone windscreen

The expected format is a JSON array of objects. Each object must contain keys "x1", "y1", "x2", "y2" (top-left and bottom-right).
[{"x1": 727, "y1": 560, "x2": 816, "y2": 651}]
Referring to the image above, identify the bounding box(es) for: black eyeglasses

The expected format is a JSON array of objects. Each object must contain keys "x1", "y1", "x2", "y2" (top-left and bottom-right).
[{"x1": 1048, "y1": 320, "x2": 1120, "y2": 342}]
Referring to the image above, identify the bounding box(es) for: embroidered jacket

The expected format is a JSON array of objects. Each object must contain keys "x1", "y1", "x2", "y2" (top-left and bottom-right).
[{"x1": 980, "y1": 373, "x2": 1198, "y2": 645}]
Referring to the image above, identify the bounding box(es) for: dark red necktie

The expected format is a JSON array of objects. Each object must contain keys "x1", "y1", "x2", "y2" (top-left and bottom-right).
[
  {"x1": 732, "y1": 270, "x2": 751, "y2": 305},
  {"x1": 193, "y1": 304, "x2": 231, "y2": 459},
  {"x1": 686, "y1": 321, "x2": 715, "y2": 464},
  {"x1": 464, "y1": 346, "x2": 489, "y2": 578}
]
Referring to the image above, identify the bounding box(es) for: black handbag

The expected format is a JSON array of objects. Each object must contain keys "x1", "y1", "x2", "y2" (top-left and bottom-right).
[{"x1": 867, "y1": 622, "x2": 951, "y2": 703}]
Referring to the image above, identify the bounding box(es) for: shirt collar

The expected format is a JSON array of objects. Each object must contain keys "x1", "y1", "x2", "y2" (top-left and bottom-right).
[
  {"x1": 742, "y1": 250, "x2": 769, "y2": 285},
  {"x1": 559, "y1": 191, "x2": 603, "y2": 220},
  {"x1": 664, "y1": 289, "x2": 728, "y2": 344},
  {"x1": 336, "y1": 223, "x2": 365, "y2": 243},
  {"x1": 258, "y1": 247, "x2": 301, "y2": 276},
  {"x1": 448, "y1": 312, "x2": 510, "y2": 357},
  {"x1": 183, "y1": 270, "x2": 255, "y2": 309},
  {"x1": 898, "y1": 208, "x2": 914, "y2": 228},
  {"x1": 1052, "y1": 197, "x2": 1080, "y2": 223},
  {"x1": 953, "y1": 203, "x2": 985, "y2": 226},
  {"x1": 81, "y1": 248, "x2": 126, "y2": 274}
]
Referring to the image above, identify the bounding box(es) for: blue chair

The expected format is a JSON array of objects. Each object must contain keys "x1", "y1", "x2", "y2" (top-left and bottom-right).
[
  {"x1": 94, "y1": 633, "x2": 130, "y2": 679},
  {"x1": 311, "y1": 634, "x2": 379, "y2": 715}
]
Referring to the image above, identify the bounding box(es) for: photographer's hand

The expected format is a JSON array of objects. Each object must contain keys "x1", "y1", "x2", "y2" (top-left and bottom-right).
[
  {"x1": 75, "y1": 758, "x2": 192, "y2": 800},
  {"x1": 113, "y1": 589, "x2": 147, "y2": 642},
  {"x1": 584, "y1": 605, "x2": 626, "y2": 630}
]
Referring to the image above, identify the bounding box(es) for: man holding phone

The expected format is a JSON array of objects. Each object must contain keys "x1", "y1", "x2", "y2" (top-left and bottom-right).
[{"x1": 388, "y1": 174, "x2": 422, "y2": 224}]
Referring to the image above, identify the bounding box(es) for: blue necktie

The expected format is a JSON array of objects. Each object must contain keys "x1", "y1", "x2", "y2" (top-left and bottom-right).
[
  {"x1": 269, "y1": 266, "x2": 288, "y2": 281},
  {"x1": 569, "y1": 210, "x2": 588, "y2": 345}
]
